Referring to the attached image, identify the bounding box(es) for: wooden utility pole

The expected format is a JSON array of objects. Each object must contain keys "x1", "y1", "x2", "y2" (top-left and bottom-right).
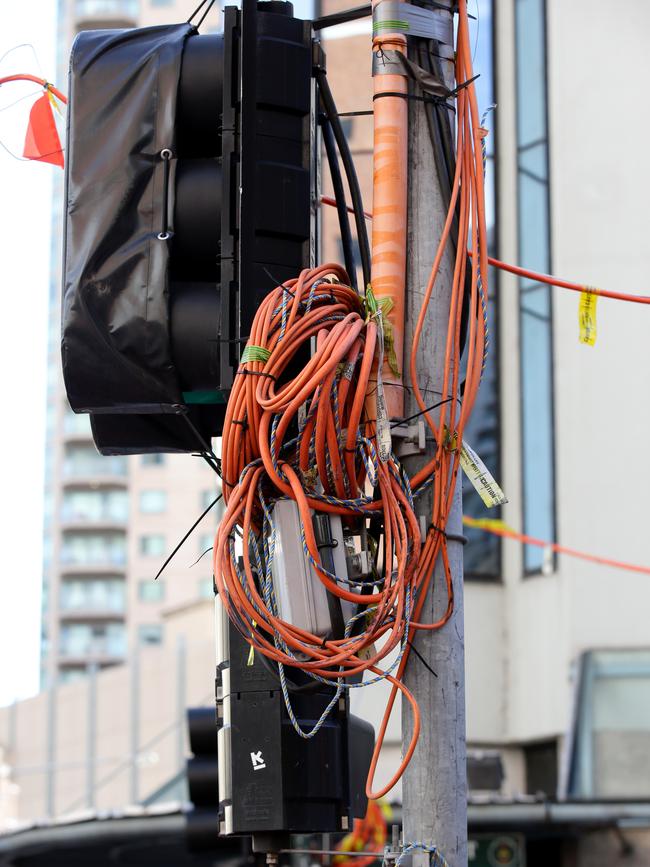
[{"x1": 401, "y1": 3, "x2": 468, "y2": 865}]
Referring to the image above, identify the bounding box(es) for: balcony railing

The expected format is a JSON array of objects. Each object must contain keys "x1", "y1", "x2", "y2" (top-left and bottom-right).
[
  {"x1": 75, "y1": 0, "x2": 139, "y2": 21},
  {"x1": 59, "y1": 638, "x2": 127, "y2": 659},
  {"x1": 60, "y1": 549, "x2": 127, "y2": 567},
  {"x1": 60, "y1": 590, "x2": 126, "y2": 614},
  {"x1": 63, "y1": 457, "x2": 128, "y2": 479},
  {"x1": 60, "y1": 506, "x2": 129, "y2": 524}
]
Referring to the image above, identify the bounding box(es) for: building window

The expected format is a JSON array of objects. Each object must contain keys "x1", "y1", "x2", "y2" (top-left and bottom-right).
[
  {"x1": 201, "y1": 489, "x2": 217, "y2": 510},
  {"x1": 198, "y1": 576, "x2": 214, "y2": 599},
  {"x1": 59, "y1": 668, "x2": 87, "y2": 685},
  {"x1": 139, "y1": 490, "x2": 167, "y2": 514},
  {"x1": 138, "y1": 579, "x2": 165, "y2": 602},
  {"x1": 75, "y1": 0, "x2": 140, "y2": 18},
  {"x1": 60, "y1": 577, "x2": 125, "y2": 612},
  {"x1": 515, "y1": 0, "x2": 555, "y2": 572},
  {"x1": 60, "y1": 531, "x2": 126, "y2": 566},
  {"x1": 62, "y1": 488, "x2": 128, "y2": 523},
  {"x1": 142, "y1": 453, "x2": 164, "y2": 466},
  {"x1": 567, "y1": 650, "x2": 650, "y2": 799},
  {"x1": 138, "y1": 624, "x2": 164, "y2": 646},
  {"x1": 460, "y1": 0, "x2": 501, "y2": 580},
  {"x1": 59, "y1": 622, "x2": 126, "y2": 658},
  {"x1": 63, "y1": 443, "x2": 127, "y2": 479},
  {"x1": 140, "y1": 534, "x2": 165, "y2": 556},
  {"x1": 525, "y1": 740, "x2": 558, "y2": 798},
  {"x1": 63, "y1": 407, "x2": 92, "y2": 437}
]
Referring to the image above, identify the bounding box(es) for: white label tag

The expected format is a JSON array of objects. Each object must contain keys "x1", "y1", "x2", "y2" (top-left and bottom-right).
[{"x1": 459, "y1": 440, "x2": 507, "y2": 508}]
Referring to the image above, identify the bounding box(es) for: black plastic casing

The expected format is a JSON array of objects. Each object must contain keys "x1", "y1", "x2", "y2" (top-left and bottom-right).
[
  {"x1": 62, "y1": 2, "x2": 315, "y2": 455},
  {"x1": 217, "y1": 621, "x2": 374, "y2": 843}
]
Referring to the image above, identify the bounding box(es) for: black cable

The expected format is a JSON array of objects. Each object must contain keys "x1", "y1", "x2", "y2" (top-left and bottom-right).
[
  {"x1": 315, "y1": 68, "x2": 372, "y2": 290},
  {"x1": 187, "y1": 0, "x2": 212, "y2": 24},
  {"x1": 154, "y1": 494, "x2": 223, "y2": 581},
  {"x1": 312, "y1": 3, "x2": 370, "y2": 30},
  {"x1": 319, "y1": 111, "x2": 357, "y2": 290}
]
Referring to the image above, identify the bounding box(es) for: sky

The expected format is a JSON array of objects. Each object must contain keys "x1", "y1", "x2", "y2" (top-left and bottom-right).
[{"x1": 0, "y1": 1, "x2": 57, "y2": 706}]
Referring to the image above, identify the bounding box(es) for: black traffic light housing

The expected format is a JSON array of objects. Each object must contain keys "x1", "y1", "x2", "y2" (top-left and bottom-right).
[
  {"x1": 62, "y1": 1, "x2": 315, "y2": 455},
  {"x1": 216, "y1": 611, "x2": 374, "y2": 850}
]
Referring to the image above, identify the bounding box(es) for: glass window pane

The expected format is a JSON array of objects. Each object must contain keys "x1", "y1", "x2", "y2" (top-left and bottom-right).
[
  {"x1": 570, "y1": 651, "x2": 650, "y2": 798},
  {"x1": 140, "y1": 490, "x2": 167, "y2": 513},
  {"x1": 198, "y1": 577, "x2": 214, "y2": 599},
  {"x1": 142, "y1": 453, "x2": 164, "y2": 466},
  {"x1": 138, "y1": 579, "x2": 165, "y2": 602},
  {"x1": 60, "y1": 531, "x2": 126, "y2": 565},
  {"x1": 140, "y1": 534, "x2": 165, "y2": 556},
  {"x1": 515, "y1": 0, "x2": 555, "y2": 573},
  {"x1": 138, "y1": 624, "x2": 163, "y2": 646}
]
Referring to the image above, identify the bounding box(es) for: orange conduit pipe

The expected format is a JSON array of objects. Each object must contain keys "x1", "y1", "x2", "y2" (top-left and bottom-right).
[{"x1": 370, "y1": 1, "x2": 408, "y2": 418}]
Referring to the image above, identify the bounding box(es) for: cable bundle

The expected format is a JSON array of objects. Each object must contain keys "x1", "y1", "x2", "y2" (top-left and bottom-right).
[{"x1": 214, "y1": 0, "x2": 487, "y2": 799}]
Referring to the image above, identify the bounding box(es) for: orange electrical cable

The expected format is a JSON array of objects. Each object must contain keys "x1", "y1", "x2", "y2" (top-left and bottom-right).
[
  {"x1": 0, "y1": 74, "x2": 67, "y2": 104},
  {"x1": 463, "y1": 516, "x2": 650, "y2": 576},
  {"x1": 214, "y1": 0, "x2": 486, "y2": 800},
  {"x1": 485, "y1": 256, "x2": 650, "y2": 305}
]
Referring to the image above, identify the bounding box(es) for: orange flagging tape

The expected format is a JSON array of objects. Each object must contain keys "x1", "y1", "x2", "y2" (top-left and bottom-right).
[{"x1": 463, "y1": 516, "x2": 650, "y2": 576}]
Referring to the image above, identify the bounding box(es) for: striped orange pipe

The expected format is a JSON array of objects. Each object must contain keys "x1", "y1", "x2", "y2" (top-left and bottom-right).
[{"x1": 370, "y1": 1, "x2": 408, "y2": 418}]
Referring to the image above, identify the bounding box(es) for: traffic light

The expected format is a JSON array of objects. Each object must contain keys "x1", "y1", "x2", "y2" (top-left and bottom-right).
[
  {"x1": 62, "y1": 1, "x2": 315, "y2": 455},
  {"x1": 186, "y1": 707, "x2": 220, "y2": 852}
]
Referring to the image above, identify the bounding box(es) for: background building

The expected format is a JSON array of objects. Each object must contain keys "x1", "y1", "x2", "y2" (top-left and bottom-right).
[{"x1": 42, "y1": 0, "x2": 222, "y2": 688}]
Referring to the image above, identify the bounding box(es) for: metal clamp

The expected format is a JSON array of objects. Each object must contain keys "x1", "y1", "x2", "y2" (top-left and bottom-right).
[{"x1": 391, "y1": 419, "x2": 427, "y2": 458}]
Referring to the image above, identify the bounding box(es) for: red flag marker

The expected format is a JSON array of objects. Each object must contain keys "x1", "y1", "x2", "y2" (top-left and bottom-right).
[{"x1": 23, "y1": 92, "x2": 64, "y2": 168}]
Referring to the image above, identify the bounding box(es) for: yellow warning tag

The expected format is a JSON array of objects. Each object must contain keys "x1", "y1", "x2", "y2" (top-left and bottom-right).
[
  {"x1": 579, "y1": 289, "x2": 598, "y2": 346},
  {"x1": 459, "y1": 440, "x2": 508, "y2": 509}
]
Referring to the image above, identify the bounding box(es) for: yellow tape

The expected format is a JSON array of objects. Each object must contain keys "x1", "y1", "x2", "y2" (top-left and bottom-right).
[
  {"x1": 462, "y1": 516, "x2": 516, "y2": 534},
  {"x1": 246, "y1": 620, "x2": 257, "y2": 666},
  {"x1": 47, "y1": 88, "x2": 63, "y2": 117},
  {"x1": 241, "y1": 344, "x2": 271, "y2": 363},
  {"x1": 579, "y1": 288, "x2": 598, "y2": 346},
  {"x1": 459, "y1": 440, "x2": 508, "y2": 509}
]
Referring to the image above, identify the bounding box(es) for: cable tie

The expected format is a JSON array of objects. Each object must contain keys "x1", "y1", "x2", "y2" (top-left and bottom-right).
[
  {"x1": 372, "y1": 91, "x2": 455, "y2": 112},
  {"x1": 236, "y1": 369, "x2": 277, "y2": 382},
  {"x1": 427, "y1": 523, "x2": 467, "y2": 546},
  {"x1": 316, "y1": 539, "x2": 339, "y2": 551}
]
